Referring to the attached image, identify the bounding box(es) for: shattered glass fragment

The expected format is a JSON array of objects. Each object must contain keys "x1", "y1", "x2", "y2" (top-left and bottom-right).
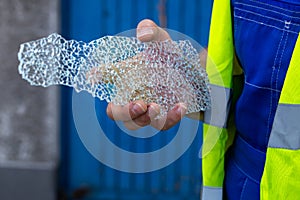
[{"x1": 18, "y1": 33, "x2": 211, "y2": 118}]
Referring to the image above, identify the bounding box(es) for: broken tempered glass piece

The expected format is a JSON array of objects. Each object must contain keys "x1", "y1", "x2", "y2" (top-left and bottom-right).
[{"x1": 18, "y1": 33, "x2": 211, "y2": 118}]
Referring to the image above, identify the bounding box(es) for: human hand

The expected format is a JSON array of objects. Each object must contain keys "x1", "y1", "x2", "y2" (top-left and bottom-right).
[{"x1": 105, "y1": 19, "x2": 193, "y2": 130}]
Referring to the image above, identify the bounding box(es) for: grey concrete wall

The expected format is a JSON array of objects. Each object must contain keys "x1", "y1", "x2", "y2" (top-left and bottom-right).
[{"x1": 0, "y1": 0, "x2": 58, "y2": 199}]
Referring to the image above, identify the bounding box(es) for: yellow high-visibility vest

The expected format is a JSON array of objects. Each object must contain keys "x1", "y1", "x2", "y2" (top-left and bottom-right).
[{"x1": 202, "y1": 0, "x2": 300, "y2": 199}]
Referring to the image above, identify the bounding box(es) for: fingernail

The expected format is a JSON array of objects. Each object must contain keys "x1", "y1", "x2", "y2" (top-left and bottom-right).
[
  {"x1": 137, "y1": 27, "x2": 154, "y2": 38},
  {"x1": 132, "y1": 102, "x2": 146, "y2": 115},
  {"x1": 176, "y1": 103, "x2": 187, "y2": 115},
  {"x1": 148, "y1": 105, "x2": 160, "y2": 119}
]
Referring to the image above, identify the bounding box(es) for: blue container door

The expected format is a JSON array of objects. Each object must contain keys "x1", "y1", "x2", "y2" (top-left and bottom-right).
[{"x1": 59, "y1": 0, "x2": 212, "y2": 199}]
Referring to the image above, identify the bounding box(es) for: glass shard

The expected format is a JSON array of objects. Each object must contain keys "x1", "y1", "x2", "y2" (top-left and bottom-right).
[{"x1": 18, "y1": 33, "x2": 211, "y2": 117}]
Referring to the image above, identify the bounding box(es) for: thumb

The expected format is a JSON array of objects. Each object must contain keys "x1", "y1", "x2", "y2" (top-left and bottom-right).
[{"x1": 136, "y1": 19, "x2": 171, "y2": 42}]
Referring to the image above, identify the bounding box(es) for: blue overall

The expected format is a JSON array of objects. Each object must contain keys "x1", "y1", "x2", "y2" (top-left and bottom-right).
[{"x1": 224, "y1": 0, "x2": 300, "y2": 199}]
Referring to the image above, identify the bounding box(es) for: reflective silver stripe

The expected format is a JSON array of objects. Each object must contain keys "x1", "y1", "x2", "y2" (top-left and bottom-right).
[
  {"x1": 204, "y1": 84, "x2": 232, "y2": 128},
  {"x1": 202, "y1": 186, "x2": 223, "y2": 200},
  {"x1": 268, "y1": 103, "x2": 300, "y2": 149}
]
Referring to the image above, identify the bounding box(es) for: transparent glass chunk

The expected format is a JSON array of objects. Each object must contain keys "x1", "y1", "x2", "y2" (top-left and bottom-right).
[{"x1": 18, "y1": 33, "x2": 211, "y2": 117}]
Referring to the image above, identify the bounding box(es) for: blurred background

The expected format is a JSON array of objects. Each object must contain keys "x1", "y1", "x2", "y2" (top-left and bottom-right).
[{"x1": 0, "y1": 0, "x2": 212, "y2": 199}]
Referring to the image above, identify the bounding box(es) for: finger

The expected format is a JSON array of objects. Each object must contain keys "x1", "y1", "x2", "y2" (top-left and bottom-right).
[
  {"x1": 147, "y1": 103, "x2": 160, "y2": 119},
  {"x1": 125, "y1": 103, "x2": 160, "y2": 128},
  {"x1": 199, "y1": 48, "x2": 208, "y2": 69},
  {"x1": 123, "y1": 120, "x2": 143, "y2": 130},
  {"x1": 136, "y1": 19, "x2": 171, "y2": 42},
  {"x1": 106, "y1": 100, "x2": 147, "y2": 121},
  {"x1": 123, "y1": 113, "x2": 151, "y2": 130},
  {"x1": 151, "y1": 103, "x2": 187, "y2": 130}
]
